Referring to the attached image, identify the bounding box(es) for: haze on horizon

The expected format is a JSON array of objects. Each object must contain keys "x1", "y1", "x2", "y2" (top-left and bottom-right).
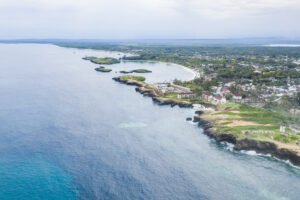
[{"x1": 1, "y1": 0, "x2": 300, "y2": 40}]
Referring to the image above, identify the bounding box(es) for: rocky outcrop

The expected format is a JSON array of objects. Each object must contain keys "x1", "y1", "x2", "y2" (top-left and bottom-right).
[
  {"x1": 194, "y1": 115, "x2": 300, "y2": 167},
  {"x1": 135, "y1": 87, "x2": 158, "y2": 98},
  {"x1": 95, "y1": 67, "x2": 112, "y2": 72},
  {"x1": 194, "y1": 117, "x2": 237, "y2": 144},
  {"x1": 195, "y1": 110, "x2": 203, "y2": 115},
  {"x1": 112, "y1": 77, "x2": 145, "y2": 87},
  {"x1": 113, "y1": 76, "x2": 192, "y2": 108},
  {"x1": 152, "y1": 97, "x2": 193, "y2": 108},
  {"x1": 234, "y1": 139, "x2": 300, "y2": 166}
]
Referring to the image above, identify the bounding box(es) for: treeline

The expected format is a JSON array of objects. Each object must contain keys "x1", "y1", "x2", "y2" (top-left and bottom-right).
[{"x1": 214, "y1": 66, "x2": 300, "y2": 85}]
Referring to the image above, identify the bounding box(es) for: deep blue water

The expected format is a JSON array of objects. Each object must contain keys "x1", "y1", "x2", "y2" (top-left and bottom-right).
[{"x1": 0, "y1": 44, "x2": 300, "y2": 200}]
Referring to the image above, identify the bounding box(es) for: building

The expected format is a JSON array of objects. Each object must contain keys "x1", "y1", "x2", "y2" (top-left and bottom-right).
[
  {"x1": 153, "y1": 83, "x2": 175, "y2": 94},
  {"x1": 177, "y1": 92, "x2": 196, "y2": 99},
  {"x1": 280, "y1": 126, "x2": 286, "y2": 133},
  {"x1": 202, "y1": 92, "x2": 213, "y2": 101},
  {"x1": 242, "y1": 97, "x2": 253, "y2": 105},
  {"x1": 233, "y1": 94, "x2": 242, "y2": 102},
  {"x1": 212, "y1": 95, "x2": 227, "y2": 105}
]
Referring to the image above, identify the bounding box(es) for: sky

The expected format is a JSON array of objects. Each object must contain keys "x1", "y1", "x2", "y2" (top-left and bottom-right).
[{"x1": 0, "y1": 0, "x2": 300, "y2": 39}]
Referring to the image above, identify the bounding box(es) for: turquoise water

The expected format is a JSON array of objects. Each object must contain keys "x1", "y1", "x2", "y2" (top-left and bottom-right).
[
  {"x1": 0, "y1": 43, "x2": 299, "y2": 200},
  {"x1": 0, "y1": 156, "x2": 76, "y2": 199}
]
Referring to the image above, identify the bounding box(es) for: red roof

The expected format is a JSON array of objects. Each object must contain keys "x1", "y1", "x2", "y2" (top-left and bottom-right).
[{"x1": 215, "y1": 96, "x2": 223, "y2": 100}]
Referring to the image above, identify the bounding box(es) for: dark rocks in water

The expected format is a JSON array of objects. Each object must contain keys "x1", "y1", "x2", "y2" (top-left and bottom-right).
[
  {"x1": 95, "y1": 68, "x2": 112, "y2": 72},
  {"x1": 112, "y1": 77, "x2": 145, "y2": 87},
  {"x1": 234, "y1": 138, "x2": 300, "y2": 167},
  {"x1": 120, "y1": 71, "x2": 131, "y2": 74},
  {"x1": 133, "y1": 69, "x2": 152, "y2": 73},
  {"x1": 186, "y1": 117, "x2": 193, "y2": 121},
  {"x1": 195, "y1": 110, "x2": 203, "y2": 115},
  {"x1": 193, "y1": 116, "x2": 201, "y2": 123},
  {"x1": 151, "y1": 97, "x2": 192, "y2": 108},
  {"x1": 119, "y1": 69, "x2": 152, "y2": 74},
  {"x1": 135, "y1": 87, "x2": 158, "y2": 98}
]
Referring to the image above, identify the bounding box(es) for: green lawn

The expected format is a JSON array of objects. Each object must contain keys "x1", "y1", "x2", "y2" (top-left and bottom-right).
[{"x1": 214, "y1": 103, "x2": 299, "y2": 143}]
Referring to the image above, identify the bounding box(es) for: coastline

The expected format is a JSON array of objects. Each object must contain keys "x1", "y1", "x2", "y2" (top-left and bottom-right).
[
  {"x1": 193, "y1": 115, "x2": 300, "y2": 167},
  {"x1": 122, "y1": 59, "x2": 200, "y2": 81},
  {"x1": 177, "y1": 64, "x2": 200, "y2": 80},
  {"x1": 79, "y1": 49, "x2": 300, "y2": 168},
  {"x1": 112, "y1": 74, "x2": 300, "y2": 168}
]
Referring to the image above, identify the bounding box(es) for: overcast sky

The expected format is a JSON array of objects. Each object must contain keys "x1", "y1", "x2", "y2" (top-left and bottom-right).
[{"x1": 1, "y1": 0, "x2": 300, "y2": 39}]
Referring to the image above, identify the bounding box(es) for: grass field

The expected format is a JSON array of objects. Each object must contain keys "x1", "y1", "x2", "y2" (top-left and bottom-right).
[{"x1": 202, "y1": 102, "x2": 300, "y2": 144}]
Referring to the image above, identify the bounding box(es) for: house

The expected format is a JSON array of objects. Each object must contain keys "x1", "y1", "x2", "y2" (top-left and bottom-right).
[
  {"x1": 212, "y1": 95, "x2": 227, "y2": 105},
  {"x1": 202, "y1": 92, "x2": 213, "y2": 101},
  {"x1": 210, "y1": 86, "x2": 218, "y2": 92},
  {"x1": 243, "y1": 97, "x2": 252, "y2": 105},
  {"x1": 233, "y1": 94, "x2": 242, "y2": 102},
  {"x1": 221, "y1": 87, "x2": 231, "y2": 94}
]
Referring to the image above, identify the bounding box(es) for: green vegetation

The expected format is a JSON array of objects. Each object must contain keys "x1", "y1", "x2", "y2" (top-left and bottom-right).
[
  {"x1": 95, "y1": 67, "x2": 112, "y2": 72},
  {"x1": 60, "y1": 41, "x2": 300, "y2": 131},
  {"x1": 120, "y1": 75, "x2": 146, "y2": 82},
  {"x1": 132, "y1": 69, "x2": 152, "y2": 73},
  {"x1": 205, "y1": 103, "x2": 300, "y2": 144},
  {"x1": 83, "y1": 56, "x2": 120, "y2": 64},
  {"x1": 162, "y1": 92, "x2": 213, "y2": 105},
  {"x1": 120, "y1": 69, "x2": 152, "y2": 74}
]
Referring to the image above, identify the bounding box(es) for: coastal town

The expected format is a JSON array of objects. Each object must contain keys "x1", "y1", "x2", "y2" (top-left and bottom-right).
[{"x1": 81, "y1": 43, "x2": 300, "y2": 167}]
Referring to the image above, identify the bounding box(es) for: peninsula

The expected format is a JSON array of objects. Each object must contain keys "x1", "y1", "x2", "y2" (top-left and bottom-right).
[
  {"x1": 112, "y1": 75, "x2": 300, "y2": 166},
  {"x1": 83, "y1": 56, "x2": 120, "y2": 65}
]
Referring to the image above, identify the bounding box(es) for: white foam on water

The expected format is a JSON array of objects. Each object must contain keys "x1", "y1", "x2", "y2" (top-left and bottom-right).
[
  {"x1": 219, "y1": 142, "x2": 300, "y2": 169},
  {"x1": 186, "y1": 121, "x2": 198, "y2": 125},
  {"x1": 118, "y1": 122, "x2": 148, "y2": 128},
  {"x1": 238, "y1": 150, "x2": 300, "y2": 169},
  {"x1": 220, "y1": 142, "x2": 234, "y2": 151}
]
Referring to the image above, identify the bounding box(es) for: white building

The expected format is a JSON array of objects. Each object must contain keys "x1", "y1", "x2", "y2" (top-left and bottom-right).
[
  {"x1": 177, "y1": 92, "x2": 196, "y2": 99},
  {"x1": 212, "y1": 95, "x2": 227, "y2": 105},
  {"x1": 233, "y1": 94, "x2": 242, "y2": 101}
]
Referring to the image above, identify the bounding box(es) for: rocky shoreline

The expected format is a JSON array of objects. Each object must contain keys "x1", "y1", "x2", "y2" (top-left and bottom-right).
[
  {"x1": 113, "y1": 76, "x2": 300, "y2": 167},
  {"x1": 112, "y1": 76, "x2": 193, "y2": 108},
  {"x1": 193, "y1": 115, "x2": 300, "y2": 167}
]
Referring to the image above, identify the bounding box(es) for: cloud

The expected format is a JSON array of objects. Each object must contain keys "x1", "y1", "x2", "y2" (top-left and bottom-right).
[{"x1": 0, "y1": 0, "x2": 299, "y2": 39}]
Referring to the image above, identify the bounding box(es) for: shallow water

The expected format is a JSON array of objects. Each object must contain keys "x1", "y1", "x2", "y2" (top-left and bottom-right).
[{"x1": 0, "y1": 43, "x2": 299, "y2": 200}]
